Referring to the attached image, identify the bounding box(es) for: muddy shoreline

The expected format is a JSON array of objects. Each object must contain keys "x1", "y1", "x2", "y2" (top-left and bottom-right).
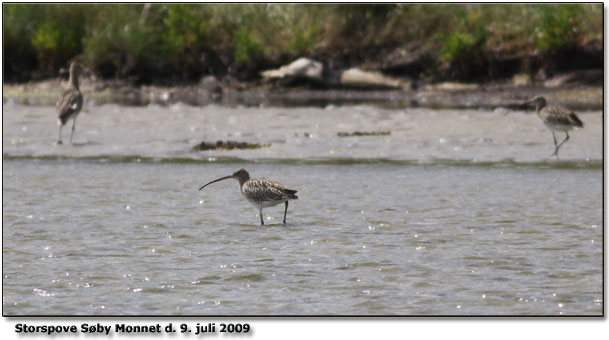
[{"x1": 2, "y1": 76, "x2": 603, "y2": 111}]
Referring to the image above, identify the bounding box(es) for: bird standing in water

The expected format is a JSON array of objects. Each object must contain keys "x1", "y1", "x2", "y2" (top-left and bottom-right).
[
  {"x1": 525, "y1": 96, "x2": 584, "y2": 159},
  {"x1": 199, "y1": 168, "x2": 298, "y2": 225},
  {"x1": 56, "y1": 61, "x2": 84, "y2": 144}
]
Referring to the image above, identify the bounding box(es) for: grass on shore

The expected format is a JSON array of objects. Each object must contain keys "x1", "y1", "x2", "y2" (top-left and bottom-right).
[{"x1": 3, "y1": 4, "x2": 603, "y2": 83}]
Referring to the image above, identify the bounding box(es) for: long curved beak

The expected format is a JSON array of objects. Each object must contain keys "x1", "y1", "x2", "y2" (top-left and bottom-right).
[{"x1": 199, "y1": 175, "x2": 234, "y2": 191}]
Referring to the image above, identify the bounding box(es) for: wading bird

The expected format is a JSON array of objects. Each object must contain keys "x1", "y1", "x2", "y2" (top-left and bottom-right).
[
  {"x1": 199, "y1": 168, "x2": 298, "y2": 225},
  {"x1": 525, "y1": 96, "x2": 583, "y2": 159},
  {"x1": 56, "y1": 61, "x2": 84, "y2": 144}
]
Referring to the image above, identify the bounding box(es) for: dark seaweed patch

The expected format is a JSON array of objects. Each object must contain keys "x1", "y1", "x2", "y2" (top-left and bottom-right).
[
  {"x1": 191, "y1": 140, "x2": 271, "y2": 151},
  {"x1": 337, "y1": 131, "x2": 391, "y2": 137}
]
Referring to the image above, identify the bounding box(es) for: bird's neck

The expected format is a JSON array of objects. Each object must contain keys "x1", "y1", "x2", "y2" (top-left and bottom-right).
[
  {"x1": 69, "y1": 72, "x2": 80, "y2": 90},
  {"x1": 238, "y1": 176, "x2": 250, "y2": 188}
]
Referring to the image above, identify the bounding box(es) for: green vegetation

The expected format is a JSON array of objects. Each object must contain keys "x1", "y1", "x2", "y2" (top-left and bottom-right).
[
  {"x1": 536, "y1": 4, "x2": 585, "y2": 50},
  {"x1": 431, "y1": 7, "x2": 491, "y2": 79},
  {"x1": 2, "y1": 3, "x2": 602, "y2": 83}
]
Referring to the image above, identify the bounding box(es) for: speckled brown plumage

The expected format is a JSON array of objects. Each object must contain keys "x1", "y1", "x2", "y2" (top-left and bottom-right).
[
  {"x1": 242, "y1": 178, "x2": 298, "y2": 206},
  {"x1": 199, "y1": 168, "x2": 298, "y2": 225},
  {"x1": 526, "y1": 96, "x2": 584, "y2": 158},
  {"x1": 537, "y1": 105, "x2": 583, "y2": 130},
  {"x1": 56, "y1": 61, "x2": 83, "y2": 144}
]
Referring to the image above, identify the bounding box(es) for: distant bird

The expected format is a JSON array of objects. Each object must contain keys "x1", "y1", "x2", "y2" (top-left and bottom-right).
[
  {"x1": 525, "y1": 96, "x2": 584, "y2": 158},
  {"x1": 56, "y1": 61, "x2": 84, "y2": 144},
  {"x1": 199, "y1": 168, "x2": 298, "y2": 225}
]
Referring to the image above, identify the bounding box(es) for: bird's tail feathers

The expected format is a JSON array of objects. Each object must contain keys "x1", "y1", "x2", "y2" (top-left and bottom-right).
[
  {"x1": 285, "y1": 189, "x2": 298, "y2": 200},
  {"x1": 569, "y1": 113, "x2": 584, "y2": 128}
]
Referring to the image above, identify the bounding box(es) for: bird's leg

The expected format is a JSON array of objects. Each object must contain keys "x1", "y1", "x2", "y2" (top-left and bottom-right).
[
  {"x1": 283, "y1": 201, "x2": 288, "y2": 225},
  {"x1": 259, "y1": 209, "x2": 264, "y2": 226},
  {"x1": 552, "y1": 131, "x2": 570, "y2": 158},
  {"x1": 549, "y1": 131, "x2": 558, "y2": 158},
  {"x1": 69, "y1": 117, "x2": 77, "y2": 144},
  {"x1": 57, "y1": 125, "x2": 63, "y2": 144}
]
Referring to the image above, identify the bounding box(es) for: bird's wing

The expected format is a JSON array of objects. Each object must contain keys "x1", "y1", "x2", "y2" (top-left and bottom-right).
[
  {"x1": 57, "y1": 89, "x2": 83, "y2": 121},
  {"x1": 244, "y1": 179, "x2": 294, "y2": 201},
  {"x1": 262, "y1": 179, "x2": 298, "y2": 199},
  {"x1": 543, "y1": 106, "x2": 582, "y2": 127}
]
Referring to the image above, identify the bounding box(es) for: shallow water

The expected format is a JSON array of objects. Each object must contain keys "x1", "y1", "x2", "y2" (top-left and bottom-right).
[
  {"x1": 2, "y1": 103, "x2": 602, "y2": 162},
  {"x1": 2, "y1": 103, "x2": 603, "y2": 315}
]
